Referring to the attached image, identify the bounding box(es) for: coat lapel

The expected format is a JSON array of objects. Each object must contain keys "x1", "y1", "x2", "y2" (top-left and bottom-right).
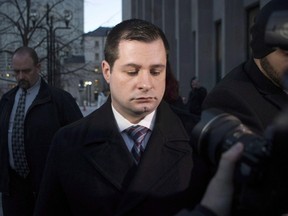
[
  {"x1": 116, "y1": 102, "x2": 191, "y2": 214},
  {"x1": 80, "y1": 100, "x2": 191, "y2": 214},
  {"x1": 128, "y1": 130, "x2": 189, "y2": 193},
  {"x1": 83, "y1": 134, "x2": 135, "y2": 191},
  {"x1": 82, "y1": 100, "x2": 136, "y2": 191}
]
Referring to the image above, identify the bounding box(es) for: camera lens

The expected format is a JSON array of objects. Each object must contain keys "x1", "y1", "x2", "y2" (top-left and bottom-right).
[
  {"x1": 191, "y1": 108, "x2": 271, "y2": 171},
  {"x1": 191, "y1": 108, "x2": 243, "y2": 164}
]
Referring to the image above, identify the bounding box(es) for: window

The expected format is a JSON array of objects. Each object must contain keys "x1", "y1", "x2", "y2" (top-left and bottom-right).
[
  {"x1": 95, "y1": 53, "x2": 99, "y2": 61},
  {"x1": 95, "y1": 41, "x2": 99, "y2": 48},
  {"x1": 246, "y1": 4, "x2": 260, "y2": 59}
]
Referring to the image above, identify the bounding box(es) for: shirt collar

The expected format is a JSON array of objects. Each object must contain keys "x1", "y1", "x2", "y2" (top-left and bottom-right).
[
  {"x1": 18, "y1": 77, "x2": 41, "y2": 95},
  {"x1": 111, "y1": 104, "x2": 156, "y2": 132},
  {"x1": 26, "y1": 77, "x2": 41, "y2": 94}
]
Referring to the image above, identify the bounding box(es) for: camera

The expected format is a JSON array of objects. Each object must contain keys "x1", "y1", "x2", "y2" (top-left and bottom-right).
[
  {"x1": 191, "y1": 108, "x2": 271, "y2": 182},
  {"x1": 191, "y1": 107, "x2": 288, "y2": 215},
  {"x1": 190, "y1": 9, "x2": 288, "y2": 215}
]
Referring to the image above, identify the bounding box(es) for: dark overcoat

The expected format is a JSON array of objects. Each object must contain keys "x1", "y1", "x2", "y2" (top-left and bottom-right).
[
  {"x1": 34, "y1": 99, "x2": 198, "y2": 216},
  {"x1": 0, "y1": 78, "x2": 83, "y2": 194},
  {"x1": 203, "y1": 58, "x2": 288, "y2": 134}
]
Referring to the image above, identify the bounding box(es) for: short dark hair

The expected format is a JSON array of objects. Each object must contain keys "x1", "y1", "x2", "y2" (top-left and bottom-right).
[
  {"x1": 13, "y1": 46, "x2": 39, "y2": 65},
  {"x1": 104, "y1": 19, "x2": 170, "y2": 69}
]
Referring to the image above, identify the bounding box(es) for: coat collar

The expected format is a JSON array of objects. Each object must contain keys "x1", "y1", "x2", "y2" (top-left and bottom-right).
[
  {"x1": 81, "y1": 99, "x2": 191, "y2": 211},
  {"x1": 80, "y1": 97, "x2": 189, "y2": 146},
  {"x1": 2, "y1": 78, "x2": 51, "y2": 109}
]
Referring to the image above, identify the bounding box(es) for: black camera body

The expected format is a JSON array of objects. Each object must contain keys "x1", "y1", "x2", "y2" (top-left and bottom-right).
[
  {"x1": 191, "y1": 108, "x2": 288, "y2": 215},
  {"x1": 191, "y1": 108, "x2": 271, "y2": 182}
]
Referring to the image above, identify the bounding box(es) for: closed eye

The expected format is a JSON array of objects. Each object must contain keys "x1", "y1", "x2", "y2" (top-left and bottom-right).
[
  {"x1": 150, "y1": 70, "x2": 161, "y2": 76},
  {"x1": 126, "y1": 70, "x2": 139, "y2": 76}
]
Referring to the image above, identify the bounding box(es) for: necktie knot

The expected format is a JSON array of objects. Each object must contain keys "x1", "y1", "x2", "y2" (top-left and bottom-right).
[
  {"x1": 125, "y1": 125, "x2": 149, "y2": 147},
  {"x1": 125, "y1": 125, "x2": 149, "y2": 162}
]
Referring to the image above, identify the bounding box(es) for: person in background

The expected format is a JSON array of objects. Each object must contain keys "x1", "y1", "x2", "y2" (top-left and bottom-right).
[
  {"x1": 202, "y1": 0, "x2": 288, "y2": 214},
  {"x1": 164, "y1": 62, "x2": 200, "y2": 134},
  {"x1": 164, "y1": 62, "x2": 185, "y2": 109},
  {"x1": 202, "y1": 0, "x2": 288, "y2": 135},
  {"x1": 0, "y1": 46, "x2": 83, "y2": 216},
  {"x1": 187, "y1": 76, "x2": 207, "y2": 116}
]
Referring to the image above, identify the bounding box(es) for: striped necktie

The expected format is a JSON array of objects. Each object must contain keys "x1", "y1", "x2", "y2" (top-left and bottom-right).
[
  {"x1": 125, "y1": 125, "x2": 149, "y2": 163},
  {"x1": 12, "y1": 90, "x2": 30, "y2": 178}
]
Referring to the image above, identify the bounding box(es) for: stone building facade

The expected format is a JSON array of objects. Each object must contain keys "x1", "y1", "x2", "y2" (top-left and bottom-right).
[{"x1": 122, "y1": 0, "x2": 270, "y2": 100}]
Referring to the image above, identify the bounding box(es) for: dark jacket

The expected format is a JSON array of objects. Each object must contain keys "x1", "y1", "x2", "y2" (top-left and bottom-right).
[
  {"x1": 203, "y1": 58, "x2": 288, "y2": 135},
  {"x1": 34, "y1": 99, "x2": 201, "y2": 216},
  {"x1": 202, "y1": 58, "x2": 288, "y2": 215},
  {"x1": 0, "y1": 78, "x2": 83, "y2": 194}
]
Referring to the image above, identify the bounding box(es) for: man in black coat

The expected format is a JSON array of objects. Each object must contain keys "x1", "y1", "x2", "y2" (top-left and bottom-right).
[
  {"x1": 202, "y1": 1, "x2": 288, "y2": 215},
  {"x1": 0, "y1": 46, "x2": 83, "y2": 216},
  {"x1": 203, "y1": 0, "x2": 288, "y2": 135},
  {"x1": 187, "y1": 76, "x2": 207, "y2": 116},
  {"x1": 34, "y1": 19, "x2": 227, "y2": 216}
]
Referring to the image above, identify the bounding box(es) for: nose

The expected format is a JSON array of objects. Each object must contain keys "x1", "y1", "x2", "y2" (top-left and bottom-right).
[
  {"x1": 138, "y1": 71, "x2": 152, "y2": 91},
  {"x1": 17, "y1": 71, "x2": 25, "y2": 79}
]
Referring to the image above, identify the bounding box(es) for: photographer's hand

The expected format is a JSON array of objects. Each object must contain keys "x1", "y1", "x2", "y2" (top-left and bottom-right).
[{"x1": 200, "y1": 142, "x2": 244, "y2": 216}]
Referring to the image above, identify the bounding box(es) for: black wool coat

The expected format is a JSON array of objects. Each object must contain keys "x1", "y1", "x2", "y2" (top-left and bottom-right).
[
  {"x1": 0, "y1": 78, "x2": 83, "y2": 194},
  {"x1": 34, "y1": 99, "x2": 201, "y2": 216}
]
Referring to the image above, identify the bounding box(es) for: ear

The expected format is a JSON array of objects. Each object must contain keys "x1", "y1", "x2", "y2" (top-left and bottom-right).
[
  {"x1": 102, "y1": 60, "x2": 111, "y2": 84},
  {"x1": 36, "y1": 63, "x2": 41, "y2": 74}
]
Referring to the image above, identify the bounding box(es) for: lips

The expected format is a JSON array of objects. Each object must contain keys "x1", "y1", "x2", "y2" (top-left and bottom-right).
[
  {"x1": 138, "y1": 96, "x2": 152, "y2": 99},
  {"x1": 133, "y1": 97, "x2": 155, "y2": 102}
]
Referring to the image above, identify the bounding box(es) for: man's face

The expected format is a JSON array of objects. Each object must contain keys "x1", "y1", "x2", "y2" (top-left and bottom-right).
[
  {"x1": 12, "y1": 53, "x2": 40, "y2": 90},
  {"x1": 102, "y1": 39, "x2": 166, "y2": 123},
  {"x1": 261, "y1": 49, "x2": 288, "y2": 88},
  {"x1": 191, "y1": 79, "x2": 200, "y2": 89}
]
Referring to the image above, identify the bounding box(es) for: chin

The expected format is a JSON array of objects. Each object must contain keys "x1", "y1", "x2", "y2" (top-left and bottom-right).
[
  {"x1": 141, "y1": 105, "x2": 156, "y2": 113},
  {"x1": 19, "y1": 81, "x2": 30, "y2": 89},
  {"x1": 132, "y1": 100, "x2": 159, "y2": 112},
  {"x1": 132, "y1": 106, "x2": 152, "y2": 114}
]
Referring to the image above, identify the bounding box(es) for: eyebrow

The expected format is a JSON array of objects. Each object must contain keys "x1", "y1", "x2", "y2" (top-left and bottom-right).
[
  {"x1": 122, "y1": 63, "x2": 141, "y2": 69},
  {"x1": 150, "y1": 64, "x2": 166, "y2": 69},
  {"x1": 122, "y1": 63, "x2": 166, "y2": 69}
]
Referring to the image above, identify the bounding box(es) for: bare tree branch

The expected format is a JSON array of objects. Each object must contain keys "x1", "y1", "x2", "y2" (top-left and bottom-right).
[{"x1": 0, "y1": 0, "x2": 90, "y2": 89}]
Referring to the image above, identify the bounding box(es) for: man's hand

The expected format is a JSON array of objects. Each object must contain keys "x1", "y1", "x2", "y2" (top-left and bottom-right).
[{"x1": 201, "y1": 142, "x2": 244, "y2": 216}]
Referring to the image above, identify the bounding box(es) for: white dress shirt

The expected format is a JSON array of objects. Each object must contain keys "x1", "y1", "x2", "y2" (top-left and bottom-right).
[{"x1": 111, "y1": 104, "x2": 156, "y2": 152}]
